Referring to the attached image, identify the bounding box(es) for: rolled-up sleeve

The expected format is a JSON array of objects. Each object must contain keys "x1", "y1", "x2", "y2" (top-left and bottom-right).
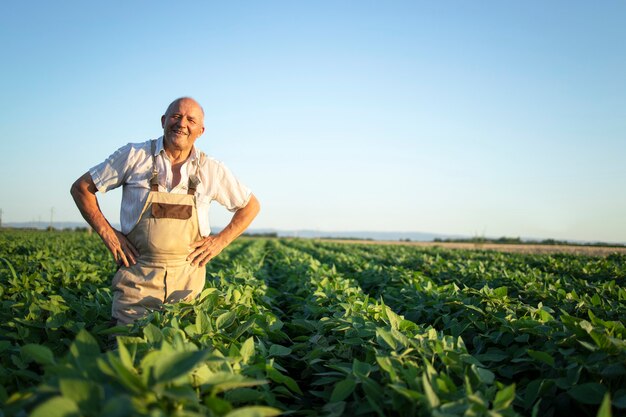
[
  {"x1": 212, "y1": 162, "x2": 252, "y2": 212},
  {"x1": 89, "y1": 143, "x2": 133, "y2": 194}
]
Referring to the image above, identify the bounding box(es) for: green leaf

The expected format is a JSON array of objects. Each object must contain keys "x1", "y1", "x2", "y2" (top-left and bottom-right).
[
  {"x1": 579, "y1": 340, "x2": 599, "y2": 352},
  {"x1": 153, "y1": 349, "x2": 210, "y2": 384},
  {"x1": 205, "y1": 396, "x2": 233, "y2": 414},
  {"x1": 493, "y1": 286, "x2": 508, "y2": 297},
  {"x1": 538, "y1": 308, "x2": 554, "y2": 322},
  {"x1": 376, "y1": 356, "x2": 398, "y2": 380},
  {"x1": 463, "y1": 303, "x2": 485, "y2": 315},
  {"x1": 601, "y1": 363, "x2": 626, "y2": 378},
  {"x1": 196, "y1": 310, "x2": 212, "y2": 334},
  {"x1": 568, "y1": 383, "x2": 607, "y2": 405},
  {"x1": 59, "y1": 378, "x2": 104, "y2": 412},
  {"x1": 596, "y1": 393, "x2": 612, "y2": 417},
  {"x1": 232, "y1": 318, "x2": 258, "y2": 340},
  {"x1": 389, "y1": 384, "x2": 422, "y2": 401},
  {"x1": 473, "y1": 365, "x2": 495, "y2": 384},
  {"x1": 362, "y1": 378, "x2": 385, "y2": 415},
  {"x1": 494, "y1": 384, "x2": 516, "y2": 410},
  {"x1": 143, "y1": 323, "x2": 164, "y2": 344},
  {"x1": 527, "y1": 349, "x2": 555, "y2": 367},
  {"x1": 70, "y1": 329, "x2": 100, "y2": 358},
  {"x1": 30, "y1": 396, "x2": 80, "y2": 417},
  {"x1": 223, "y1": 406, "x2": 282, "y2": 417},
  {"x1": 162, "y1": 385, "x2": 197, "y2": 402},
  {"x1": 384, "y1": 306, "x2": 401, "y2": 330},
  {"x1": 352, "y1": 359, "x2": 372, "y2": 378},
  {"x1": 97, "y1": 354, "x2": 145, "y2": 394},
  {"x1": 514, "y1": 333, "x2": 530, "y2": 343},
  {"x1": 138, "y1": 350, "x2": 161, "y2": 386},
  {"x1": 475, "y1": 351, "x2": 510, "y2": 363},
  {"x1": 330, "y1": 377, "x2": 356, "y2": 402},
  {"x1": 117, "y1": 341, "x2": 134, "y2": 370},
  {"x1": 97, "y1": 325, "x2": 130, "y2": 336},
  {"x1": 268, "y1": 344, "x2": 291, "y2": 357},
  {"x1": 216, "y1": 311, "x2": 237, "y2": 330},
  {"x1": 422, "y1": 372, "x2": 440, "y2": 408},
  {"x1": 199, "y1": 287, "x2": 219, "y2": 301},
  {"x1": 225, "y1": 387, "x2": 264, "y2": 403},
  {"x1": 281, "y1": 375, "x2": 304, "y2": 395},
  {"x1": 591, "y1": 293, "x2": 602, "y2": 306},
  {"x1": 68, "y1": 329, "x2": 101, "y2": 376},
  {"x1": 266, "y1": 367, "x2": 303, "y2": 395},
  {"x1": 201, "y1": 372, "x2": 268, "y2": 394},
  {"x1": 0, "y1": 257, "x2": 18, "y2": 281},
  {"x1": 21, "y1": 344, "x2": 55, "y2": 366},
  {"x1": 375, "y1": 327, "x2": 397, "y2": 350},
  {"x1": 240, "y1": 337, "x2": 255, "y2": 364}
]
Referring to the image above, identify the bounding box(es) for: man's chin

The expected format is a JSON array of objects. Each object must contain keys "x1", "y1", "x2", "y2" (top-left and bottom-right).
[
  {"x1": 166, "y1": 134, "x2": 187, "y2": 143},
  {"x1": 165, "y1": 135, "x2": 195, "y2": 150}
]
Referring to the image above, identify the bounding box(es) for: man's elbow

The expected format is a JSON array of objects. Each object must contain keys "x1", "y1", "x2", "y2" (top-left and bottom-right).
[
  {"x1": 70, "y1": 179, "x2": 81, "y2": 200},
  {"x1": 70, "y1": 173, "x2": 96, "y2": 200},
  {"x1": 246, "y1": 194, "x2": 261, "y2": 217},
  {"x1": 70, "y1": 179, "x2": 80, "y2": 198}
]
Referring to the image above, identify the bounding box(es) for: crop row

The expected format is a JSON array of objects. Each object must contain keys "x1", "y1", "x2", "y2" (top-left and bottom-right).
[{"x1": 261, "y1": 240, "x2": 517, "y2": 416}]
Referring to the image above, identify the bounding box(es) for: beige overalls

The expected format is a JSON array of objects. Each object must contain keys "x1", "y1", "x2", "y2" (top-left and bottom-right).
[{"x1": 111, "y1": 140, "x2": 206, "y2": 325}]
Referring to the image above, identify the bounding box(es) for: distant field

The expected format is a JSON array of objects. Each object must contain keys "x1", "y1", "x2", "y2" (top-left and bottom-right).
[
  {"x1": 322, "y1": 239, "x2": 626, "y2": 256},
  {"x1": 1, "y1": 230, "x2": 624, "y2": 416}
]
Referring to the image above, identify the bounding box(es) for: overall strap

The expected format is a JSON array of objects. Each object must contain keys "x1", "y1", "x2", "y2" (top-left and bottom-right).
[
  {"x1": 187, "y1": 176, "x2": 200, "y2": 195},
  {"x1": 149, "y1": 139, "x2": 159, "y2": 192},
  {"x1": 187, "y1": 152, "x2": 205, "y2": 195}
]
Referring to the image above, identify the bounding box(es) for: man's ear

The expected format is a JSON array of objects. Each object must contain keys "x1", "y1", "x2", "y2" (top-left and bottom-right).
[{"x1": 161, "y1": 115, "x2": 165, "y2": 128}]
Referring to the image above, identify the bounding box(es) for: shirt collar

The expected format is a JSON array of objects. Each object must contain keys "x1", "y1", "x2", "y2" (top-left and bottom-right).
[{"x1": 155, "y1": 136, "x2": 165, "y2": 156}]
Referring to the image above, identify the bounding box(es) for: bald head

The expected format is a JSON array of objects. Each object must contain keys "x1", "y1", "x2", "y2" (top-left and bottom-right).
[{"x1": 164, "y1": 97, "x2": 205, "y2": 119}]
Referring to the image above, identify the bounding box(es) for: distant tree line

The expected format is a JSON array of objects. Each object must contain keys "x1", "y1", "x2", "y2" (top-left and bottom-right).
[
  {"x1": 318, "y1": 236, "x2": 373, "y2": 241},
  {"x1": 242, "y1": 232, "x2": 278, "y2": 238},
  {"x1": 433, "y1": 236, "x2": 625, "y2": 248}
]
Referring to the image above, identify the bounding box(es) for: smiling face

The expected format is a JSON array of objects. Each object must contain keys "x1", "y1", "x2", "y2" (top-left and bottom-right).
[{"x1": 161, "y1": 98, "x2": 205, "y2": 154}]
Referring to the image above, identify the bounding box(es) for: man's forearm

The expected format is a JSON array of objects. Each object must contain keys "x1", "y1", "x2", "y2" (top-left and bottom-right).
[
  {"x1": 70, "y1": 172, "x2": 138, "y2": 266},
  {"x1": 70, "y1": 172, "x2": 114, "y2": 237}
]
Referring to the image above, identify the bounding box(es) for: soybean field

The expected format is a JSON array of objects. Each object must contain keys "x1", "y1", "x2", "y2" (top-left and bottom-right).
[{"x1": 1, "y1": 229, "x2": 625, "y2": 417}]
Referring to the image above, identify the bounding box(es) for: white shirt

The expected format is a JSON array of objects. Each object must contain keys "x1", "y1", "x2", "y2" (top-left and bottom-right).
[{"x1": 89, "y1": 137, "x2": 251, "y2": 237}]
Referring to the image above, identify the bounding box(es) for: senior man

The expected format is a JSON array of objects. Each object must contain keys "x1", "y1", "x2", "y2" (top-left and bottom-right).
[{"x1": 71, "y1": 97, "x2": 260, "y2": 325}]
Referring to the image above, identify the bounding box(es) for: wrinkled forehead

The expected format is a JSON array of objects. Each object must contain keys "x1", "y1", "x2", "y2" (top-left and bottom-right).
[{"x1": 165, "y1": 98, "x2": 205, "y2": 119}]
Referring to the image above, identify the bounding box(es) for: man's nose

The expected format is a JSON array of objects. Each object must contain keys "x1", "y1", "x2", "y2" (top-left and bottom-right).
[{"x1": 177, "y1": 117, "x2": 188, "y2": 127}]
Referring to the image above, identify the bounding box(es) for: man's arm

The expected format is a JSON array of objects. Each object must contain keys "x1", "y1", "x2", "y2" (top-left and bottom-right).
[
  {"x1": 70, "y1": 172, "x2": 138, "y2": 267},
  {"x1": 188, "y1": 194, "x2": 260, "y2": 267}
]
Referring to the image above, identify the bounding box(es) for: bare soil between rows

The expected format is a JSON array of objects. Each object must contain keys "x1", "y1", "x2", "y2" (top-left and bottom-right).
[{"x1": 320, "y1": 239, "x2": 626, "y2": 257}]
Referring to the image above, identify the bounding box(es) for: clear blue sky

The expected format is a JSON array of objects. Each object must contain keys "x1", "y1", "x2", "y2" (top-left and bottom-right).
[{"x1": 1, "y1": 1, "x2": 625, "y2": 243}]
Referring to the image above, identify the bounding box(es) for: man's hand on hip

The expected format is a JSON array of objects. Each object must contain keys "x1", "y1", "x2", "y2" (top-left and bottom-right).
[
  {"x1": 101, "y1": 228, "x2": 139, "y2": 268},
  {"x1": 188, "y1": 235, "x2": 228, "y2": 267}
]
